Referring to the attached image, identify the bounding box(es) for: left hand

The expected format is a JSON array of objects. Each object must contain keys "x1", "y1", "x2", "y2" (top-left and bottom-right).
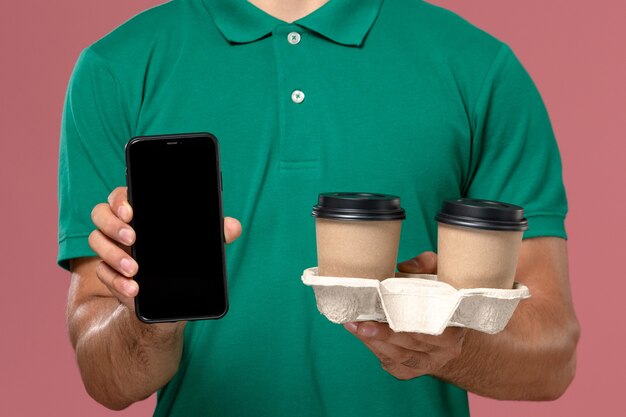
[{"x1": 344, "y1": 251, "x2": 466, "y2": 380}]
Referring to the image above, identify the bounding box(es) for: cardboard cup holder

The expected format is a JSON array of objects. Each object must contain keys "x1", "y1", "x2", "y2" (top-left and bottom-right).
[{"x1": 301, "y1": 267, "x2": 530, "y2": 335}]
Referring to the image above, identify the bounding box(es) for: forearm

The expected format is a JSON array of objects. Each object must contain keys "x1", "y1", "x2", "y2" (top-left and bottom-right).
[
  {"x1": 434, "y1": 239, "x2": 580, "y2": 400},
  {"x1": 69, "y1": 298, "x2": 185, "y2": 410},
  {"x1": 354, "y1": 239, "x2": 579, "y2": 398},
  {"x1": 435, "y1": 298, "x2": 579, "y2": 400}
]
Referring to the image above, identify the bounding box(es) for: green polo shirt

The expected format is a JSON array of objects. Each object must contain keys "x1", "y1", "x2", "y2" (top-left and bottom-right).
[{"x1": 58, "y1": 0, "x2": 568, "y2": 416}]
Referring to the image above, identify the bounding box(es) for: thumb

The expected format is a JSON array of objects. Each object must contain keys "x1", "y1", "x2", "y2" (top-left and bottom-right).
[
  {"x1": 397, "y1": 251, "x2": 438, "y2": 274},
  {"x1": 224, "y1": 217, "x2": 242, "y2": 244}
]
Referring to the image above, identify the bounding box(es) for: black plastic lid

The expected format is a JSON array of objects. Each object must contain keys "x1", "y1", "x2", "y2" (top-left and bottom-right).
[
  {"x1": 435, "y1": 198, "x2": 528, "y2": 231},
  {"x1": 312, "y1": 192, "x2": 406, "y2": 221}
]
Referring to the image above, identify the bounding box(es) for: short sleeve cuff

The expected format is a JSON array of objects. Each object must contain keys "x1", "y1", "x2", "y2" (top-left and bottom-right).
[
  {"x1": 57, "y1": 235, "x2": 96, "y2": 271},
  {"x1": 523, "y1": 214, "x2": 567, "y2": 240}
]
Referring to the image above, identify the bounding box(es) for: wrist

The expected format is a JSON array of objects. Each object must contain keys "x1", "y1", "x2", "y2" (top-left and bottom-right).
[{"x1": 121, "y1": 305, "x2": 187, "y2": 349}]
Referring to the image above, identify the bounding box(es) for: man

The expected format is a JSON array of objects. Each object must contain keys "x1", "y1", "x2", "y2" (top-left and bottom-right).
[{"x1": 58, "y1": 0, "x2": 580, "y2": 415}]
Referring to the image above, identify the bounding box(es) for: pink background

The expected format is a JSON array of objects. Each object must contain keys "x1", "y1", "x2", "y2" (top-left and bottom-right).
[{"x1": 1, "y1": 0, "x2": 624, "y2": 415}]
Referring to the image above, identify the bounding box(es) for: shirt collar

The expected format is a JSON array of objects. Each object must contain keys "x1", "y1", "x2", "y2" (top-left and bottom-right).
[{"x1": 204, "y1": 0, "x2": 384, "y2": 46}]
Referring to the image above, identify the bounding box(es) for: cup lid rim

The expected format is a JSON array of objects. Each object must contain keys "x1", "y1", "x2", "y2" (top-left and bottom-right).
[
  {"x1": 312, "y1": 192, "x2": 406, "y2": 221},
  {"x1": 435, "y1": 198, "x2": 528, "y2": 231}
]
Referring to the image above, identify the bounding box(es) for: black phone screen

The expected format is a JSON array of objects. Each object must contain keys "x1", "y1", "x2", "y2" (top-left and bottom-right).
[{"x1": 126, "y1": 133, "x2": 227, "y2": 322}]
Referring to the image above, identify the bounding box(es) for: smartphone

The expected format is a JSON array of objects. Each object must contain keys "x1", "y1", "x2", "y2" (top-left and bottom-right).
[{"x1": 125, "y1": 132, "x2": 227, "y2": 323}]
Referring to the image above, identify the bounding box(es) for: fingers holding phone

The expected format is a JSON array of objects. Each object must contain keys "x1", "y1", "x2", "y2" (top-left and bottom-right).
[
  {"x1": 125, "y1": 133, "x2": 231, "y2": 323},
  {"x1": 89, "y1": 185, "x2": 242, "y2": 312},
  {"x1": 89, "y1": 134, "x2": 240, "y2": 323},
  {"x1": 94, "y1": 260, "x2": 138, "y2": 310},
  {"x1": 89, "y1": 186, "x2": 139, "y2": 307}
]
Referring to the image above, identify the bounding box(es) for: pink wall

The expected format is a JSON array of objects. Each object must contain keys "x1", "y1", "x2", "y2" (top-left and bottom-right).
[{"x1": 1, "y1": 1, "x2": 624, "y2": 416}]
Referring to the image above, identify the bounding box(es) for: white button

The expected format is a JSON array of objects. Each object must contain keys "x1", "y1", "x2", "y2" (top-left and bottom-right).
[
  {"x1": 287, "y1": 32, "x2": 301, "y2": 45},
  {"x1": 291, "y1": 90, "x2": 305, "y2": 104}
]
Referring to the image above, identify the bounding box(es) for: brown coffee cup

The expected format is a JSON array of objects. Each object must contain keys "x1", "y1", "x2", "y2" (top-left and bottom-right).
[
  {"x1": 435, "y1": 199, "x2": 528, "y2": 289},
  {"x1": 312, "y1": 193, "x2": 406, "y2": 280}
]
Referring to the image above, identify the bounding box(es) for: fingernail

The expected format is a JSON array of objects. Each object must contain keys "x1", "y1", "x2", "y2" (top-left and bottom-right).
[
  {"x1": 123, "y1": 280, "x2": 138, "y2": 296},
  {"x1": 344, "y1": 322, "x2": 358, "y2": 333},
  {"x1": 120, "y1": 257, "x2": 136, "y2": 275},
  {"x1": 117, "y1": 204, "x2": 130, "y2": 220},
  {"x1": 359, "y1": 324, "x2": 378, "y2": 338},
  {"x1": 118, "y1": 228, "x2": 134, "y2": 245}
]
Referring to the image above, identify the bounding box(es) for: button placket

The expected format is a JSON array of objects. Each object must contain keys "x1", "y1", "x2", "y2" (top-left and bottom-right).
[
  {"x1": 273, "y1": 25, "x2": 319, "y2": 168},
  {"x1": 287, "y1": 31, "x2": 304, "y2": 105}
]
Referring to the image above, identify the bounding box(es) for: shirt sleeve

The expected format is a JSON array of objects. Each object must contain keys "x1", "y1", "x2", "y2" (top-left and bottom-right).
[
  {"x1": 57, "y1": 48, "x2": 132, "y2": 270},
  {"x1": 464, "y1": 43, "x2": 568, "y2": 239}
]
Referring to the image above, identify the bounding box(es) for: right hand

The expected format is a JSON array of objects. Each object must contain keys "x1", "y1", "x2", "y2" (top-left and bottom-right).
[{"x1": 88, "y1": 186, "x2": 242, "y2": 314}]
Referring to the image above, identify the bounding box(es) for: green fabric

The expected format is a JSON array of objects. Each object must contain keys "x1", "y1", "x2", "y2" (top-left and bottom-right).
[{"x1": 57, "y1": 0, "x2": 568, "y2": 415}]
